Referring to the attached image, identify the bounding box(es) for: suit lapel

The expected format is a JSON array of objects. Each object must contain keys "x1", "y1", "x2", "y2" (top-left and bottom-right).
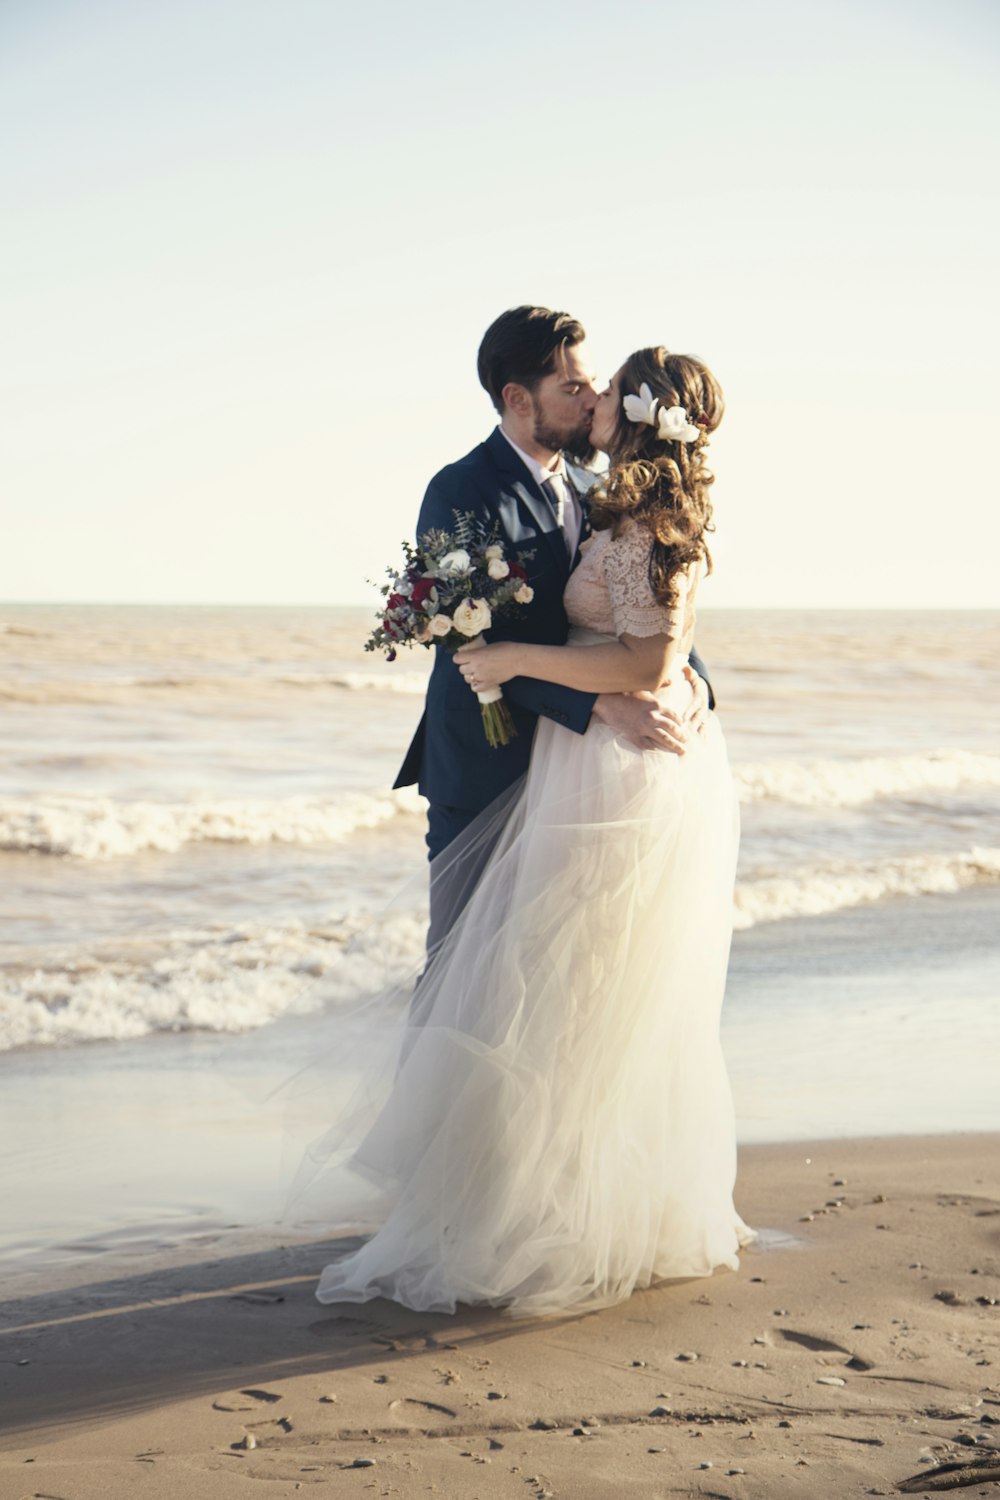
[{"x1": 485, "y1": 428, "x2": 569, "y2": 574}]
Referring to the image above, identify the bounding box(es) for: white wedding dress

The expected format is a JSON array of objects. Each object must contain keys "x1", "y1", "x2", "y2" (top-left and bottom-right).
[{"x1": 314, "y1": 521, "x2": 753, "y2": 1317}]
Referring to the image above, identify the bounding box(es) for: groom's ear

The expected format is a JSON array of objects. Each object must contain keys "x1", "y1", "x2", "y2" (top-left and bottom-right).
[{"x1": 501, "y1": 381, "x2": 533, "y2": 418}]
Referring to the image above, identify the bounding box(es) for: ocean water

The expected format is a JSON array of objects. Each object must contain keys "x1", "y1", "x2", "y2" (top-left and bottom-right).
[
  {"x1": 2, "y1": 603, "x2": 999, "y2": 1272},
  {"x1": 2, "y1": 603, "x2": 998, "y2": 1049}
]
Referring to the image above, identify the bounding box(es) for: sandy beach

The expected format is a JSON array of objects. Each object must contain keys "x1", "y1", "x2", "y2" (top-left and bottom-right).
[{"x1": 3, "y1": 1133, "x2": 999, "y2": 1499}]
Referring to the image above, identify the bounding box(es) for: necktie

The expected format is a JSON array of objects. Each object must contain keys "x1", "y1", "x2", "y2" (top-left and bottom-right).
[{"x1": 542, "y1": 473, "x2": 579, "y2": 559}]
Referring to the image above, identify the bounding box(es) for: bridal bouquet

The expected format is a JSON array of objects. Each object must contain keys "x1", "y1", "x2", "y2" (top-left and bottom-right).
[{"x1": 365, "y1": 513, "x2": 535, "y2": 748}]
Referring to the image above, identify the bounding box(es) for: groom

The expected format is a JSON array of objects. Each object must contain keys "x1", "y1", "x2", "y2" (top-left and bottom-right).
[{"x1": 395, "y1": 304, "x2": 711, "y2": 878}]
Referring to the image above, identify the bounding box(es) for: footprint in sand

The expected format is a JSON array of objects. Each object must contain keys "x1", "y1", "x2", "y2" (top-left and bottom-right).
[
  {"x1": 307, "y1": 1313, "x2": 378, "y2": 1338},
  {"x1": 387, "y1": 1397, "x2": 457, "y2": 1419},
  {"x1": 778, "y1": 1329, "x2": 853, "y2": 1354},
  {"x1": 228, "y1": 1416, "x2": 294, "y2": 1453},
  {"x1": 212, "y1": 1386, "x2": 284, "y2": 1412},
  {"x1": 373, "y1": 1329, "x2": 440, "y2": 1352},
  {"x1": 245, "y1": 1416, "x2": 294, "y2": 1437}
]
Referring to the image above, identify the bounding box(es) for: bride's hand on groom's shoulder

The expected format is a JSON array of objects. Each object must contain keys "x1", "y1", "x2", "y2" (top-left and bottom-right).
[{"x1": 454, "y1": 641, "x2": 524, "y2": 691}]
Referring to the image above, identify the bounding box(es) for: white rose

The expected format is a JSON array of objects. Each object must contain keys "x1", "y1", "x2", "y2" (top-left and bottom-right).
[
  {"x1": 656, "y1": 405, "x2": 700, "y2": 444},
  {"x1": 429, "y1": 614, "x2": 453, "y2": 637},
  {"x1": 484, "y1": 544, "x2": 504, "y2": 561},
  {"x1": 437, "y1": 548, "x2": 471, "y2": 576},
  {"x1": 487, "y1": 557, "x2": 509, "y2": 580},
  {"x1": 452, "y1": 597, "x2": 492, "y2": 637},
  {"x1": 514, "y1": 584, "x2": 534, "y2": 604}
]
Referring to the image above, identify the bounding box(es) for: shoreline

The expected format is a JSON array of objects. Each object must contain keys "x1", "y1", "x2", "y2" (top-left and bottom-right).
[
  {"x1": 4, "y1": 883, "x2": 998, "y2": 1293},
  {"x1": 3, "y1": 1132, "x2": 999, "y2": 1497}
]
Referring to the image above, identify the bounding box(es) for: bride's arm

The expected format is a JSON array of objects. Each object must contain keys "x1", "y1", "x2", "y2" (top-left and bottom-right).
[
  {"x1": 455, "y1": 627, "x2": 682, "y2": 695},
  {"x1": 456, "y1": 525, "x2": 696, "y2": 695}
]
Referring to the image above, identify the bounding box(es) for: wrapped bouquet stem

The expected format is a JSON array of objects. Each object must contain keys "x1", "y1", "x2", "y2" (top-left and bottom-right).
[{"x1": 457, "y1": 634, "x2": 517, "y2": 748}]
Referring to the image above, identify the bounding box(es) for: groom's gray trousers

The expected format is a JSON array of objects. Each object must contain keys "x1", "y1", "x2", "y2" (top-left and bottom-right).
[{"x1": 424, "y1": 799, "x2": 500, "y2": 967}]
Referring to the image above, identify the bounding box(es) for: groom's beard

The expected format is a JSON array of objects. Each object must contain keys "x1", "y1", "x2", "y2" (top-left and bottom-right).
[
  {"x1": 564, "y1": 438, "x2": 599, "y2": 468},
  {"x1": 532, "y1": 413, "x2": 597, "y2": 469}
]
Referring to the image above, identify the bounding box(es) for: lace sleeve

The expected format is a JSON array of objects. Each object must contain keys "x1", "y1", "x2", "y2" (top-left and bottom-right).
[{"x1": 602, "y1": 521, "x2": 679, "y2": 639}]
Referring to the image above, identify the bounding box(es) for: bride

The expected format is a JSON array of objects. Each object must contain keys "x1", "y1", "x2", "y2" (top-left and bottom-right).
[{"x1": 313, "y1": 347, "x2": 753, "y2": 1317}]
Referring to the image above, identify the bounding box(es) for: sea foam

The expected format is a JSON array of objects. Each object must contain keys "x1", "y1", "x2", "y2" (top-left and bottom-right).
[
  {"x1": 734, "y1": 845, "x2": 1000, "y2": 929},
  {"x1": 734, "y1": 749, "x2": 1000, "y2": 808},
  {"x1": 6, "y1": 749, "x2": 998, "y2": 862},
  {"x1": 280, "y1": 670, "x2": 430, "y2": 695},
  {"x1": 0, "y1": 787, "x2": 425, "y2": 860},
  {"x1": 0, "y1": 912, "x2": 426, "y2": 1051},
  {"x1": 0, "y1": 668, "x2": 431, "y2": 703},
  {"x1": 6, "y1": 844, "x2": 998, "y2": 1050}
]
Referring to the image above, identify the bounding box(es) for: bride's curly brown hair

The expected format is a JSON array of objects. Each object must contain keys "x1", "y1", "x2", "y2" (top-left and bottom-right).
[{"x1": 590, "y1": 348, "x2": 724, "y2": 610}]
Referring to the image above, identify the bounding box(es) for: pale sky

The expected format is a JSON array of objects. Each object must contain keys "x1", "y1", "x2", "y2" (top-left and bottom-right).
[{"x1": 2, "y1": 0, "x2": 998, "y2": 608}]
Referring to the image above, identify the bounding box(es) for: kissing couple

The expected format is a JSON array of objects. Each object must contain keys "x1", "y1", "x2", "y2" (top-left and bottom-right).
[{"x1": 315, "y1": 305, "x2": 753, "y2": 1317}]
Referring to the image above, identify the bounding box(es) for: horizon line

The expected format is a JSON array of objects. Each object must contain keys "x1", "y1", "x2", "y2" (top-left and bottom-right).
[{"x1": 2, "y1": 599, "x2": 999, "y2": 614}]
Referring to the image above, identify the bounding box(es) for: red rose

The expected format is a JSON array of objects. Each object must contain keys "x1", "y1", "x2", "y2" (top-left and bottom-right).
[
  {"x1": 508, "y1": 561, "x2": 527, "y2": 581},
  {"x1": 410, "y1": 578, "x2": 438, "y2": 608},
  {"x1": 386, "y1": 592, "x2": 406, "y2": 612}
]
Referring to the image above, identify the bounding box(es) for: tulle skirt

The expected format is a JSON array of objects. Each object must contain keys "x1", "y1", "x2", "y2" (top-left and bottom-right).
[{"x1": 313, "y1": 653, "x2": 752, "y2": 1317}]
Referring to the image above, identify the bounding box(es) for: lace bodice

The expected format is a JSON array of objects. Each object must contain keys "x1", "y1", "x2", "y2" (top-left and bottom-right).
[{"x1": 563, "y1": 521, "x2": 696, "y2": 646}]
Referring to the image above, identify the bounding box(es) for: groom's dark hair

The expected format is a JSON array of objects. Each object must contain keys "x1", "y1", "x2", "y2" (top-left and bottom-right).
[{"x1": 477, "y1": 305, "x2": 586, "y2": 415}]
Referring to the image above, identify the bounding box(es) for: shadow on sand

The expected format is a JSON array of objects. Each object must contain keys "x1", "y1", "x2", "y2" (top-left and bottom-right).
[{"x1": 0, "y1": 1232, "x2": 594, "y2": 1445}]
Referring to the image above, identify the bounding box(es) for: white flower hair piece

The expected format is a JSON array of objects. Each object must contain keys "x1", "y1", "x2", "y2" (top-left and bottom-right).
[
  {"x1": 656, "y1": 405, "x2": 701, "y2": 444},
  {"x1": 622, "y1": 382, "x2": 658, "y2": 428},
  {"x1": 622, "y1": 382, "x2": 701, "y2": 444}
]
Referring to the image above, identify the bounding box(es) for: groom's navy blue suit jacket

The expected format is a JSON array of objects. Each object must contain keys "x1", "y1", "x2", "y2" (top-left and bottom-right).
[{"x1": 394, "y1": 427, "x2": 711, "y2": 815}]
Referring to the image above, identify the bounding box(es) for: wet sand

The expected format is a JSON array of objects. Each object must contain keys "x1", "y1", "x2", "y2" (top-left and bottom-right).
[{"x1": 3, "y1": 1134, "x2": 999, "y2": 1498}]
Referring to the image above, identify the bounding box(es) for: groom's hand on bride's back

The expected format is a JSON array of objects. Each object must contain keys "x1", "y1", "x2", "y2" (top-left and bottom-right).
[
  {"x1": 592, "y1": 691, "x2": 689, "y2": 754},
  {"x1": 592, "y1": 672, "x2": 708, "y2": 755},
  {"x1": 681, "y1": 666, "x2": 710, "y2": 739}
]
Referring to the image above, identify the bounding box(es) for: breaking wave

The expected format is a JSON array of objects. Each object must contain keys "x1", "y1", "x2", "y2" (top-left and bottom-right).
[
  {"x1": 4, "y1": 748, "x2": 1000, "y2": 863},
  {"x1": 0, "y1": 788, "x2": 425, "y2": 860},
  {"x1": 0, "y1": 669, "x2": 430, "y2": 703},
  {"x1": 734, "y1": 749, "x2": 1000, "y2": 808},
  {"x1": 280, "y1": 670, "x2": 429, "y2": 695},
  {"x1": 734, "y1": 845, "x2": 1000, "y2": 929},
  {"x1": 0, "y1": 911, "x2": 427, "y2": 1052},
  {"x1": 5, "y1": 845, "x2": 999, "y2": 1049}
]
